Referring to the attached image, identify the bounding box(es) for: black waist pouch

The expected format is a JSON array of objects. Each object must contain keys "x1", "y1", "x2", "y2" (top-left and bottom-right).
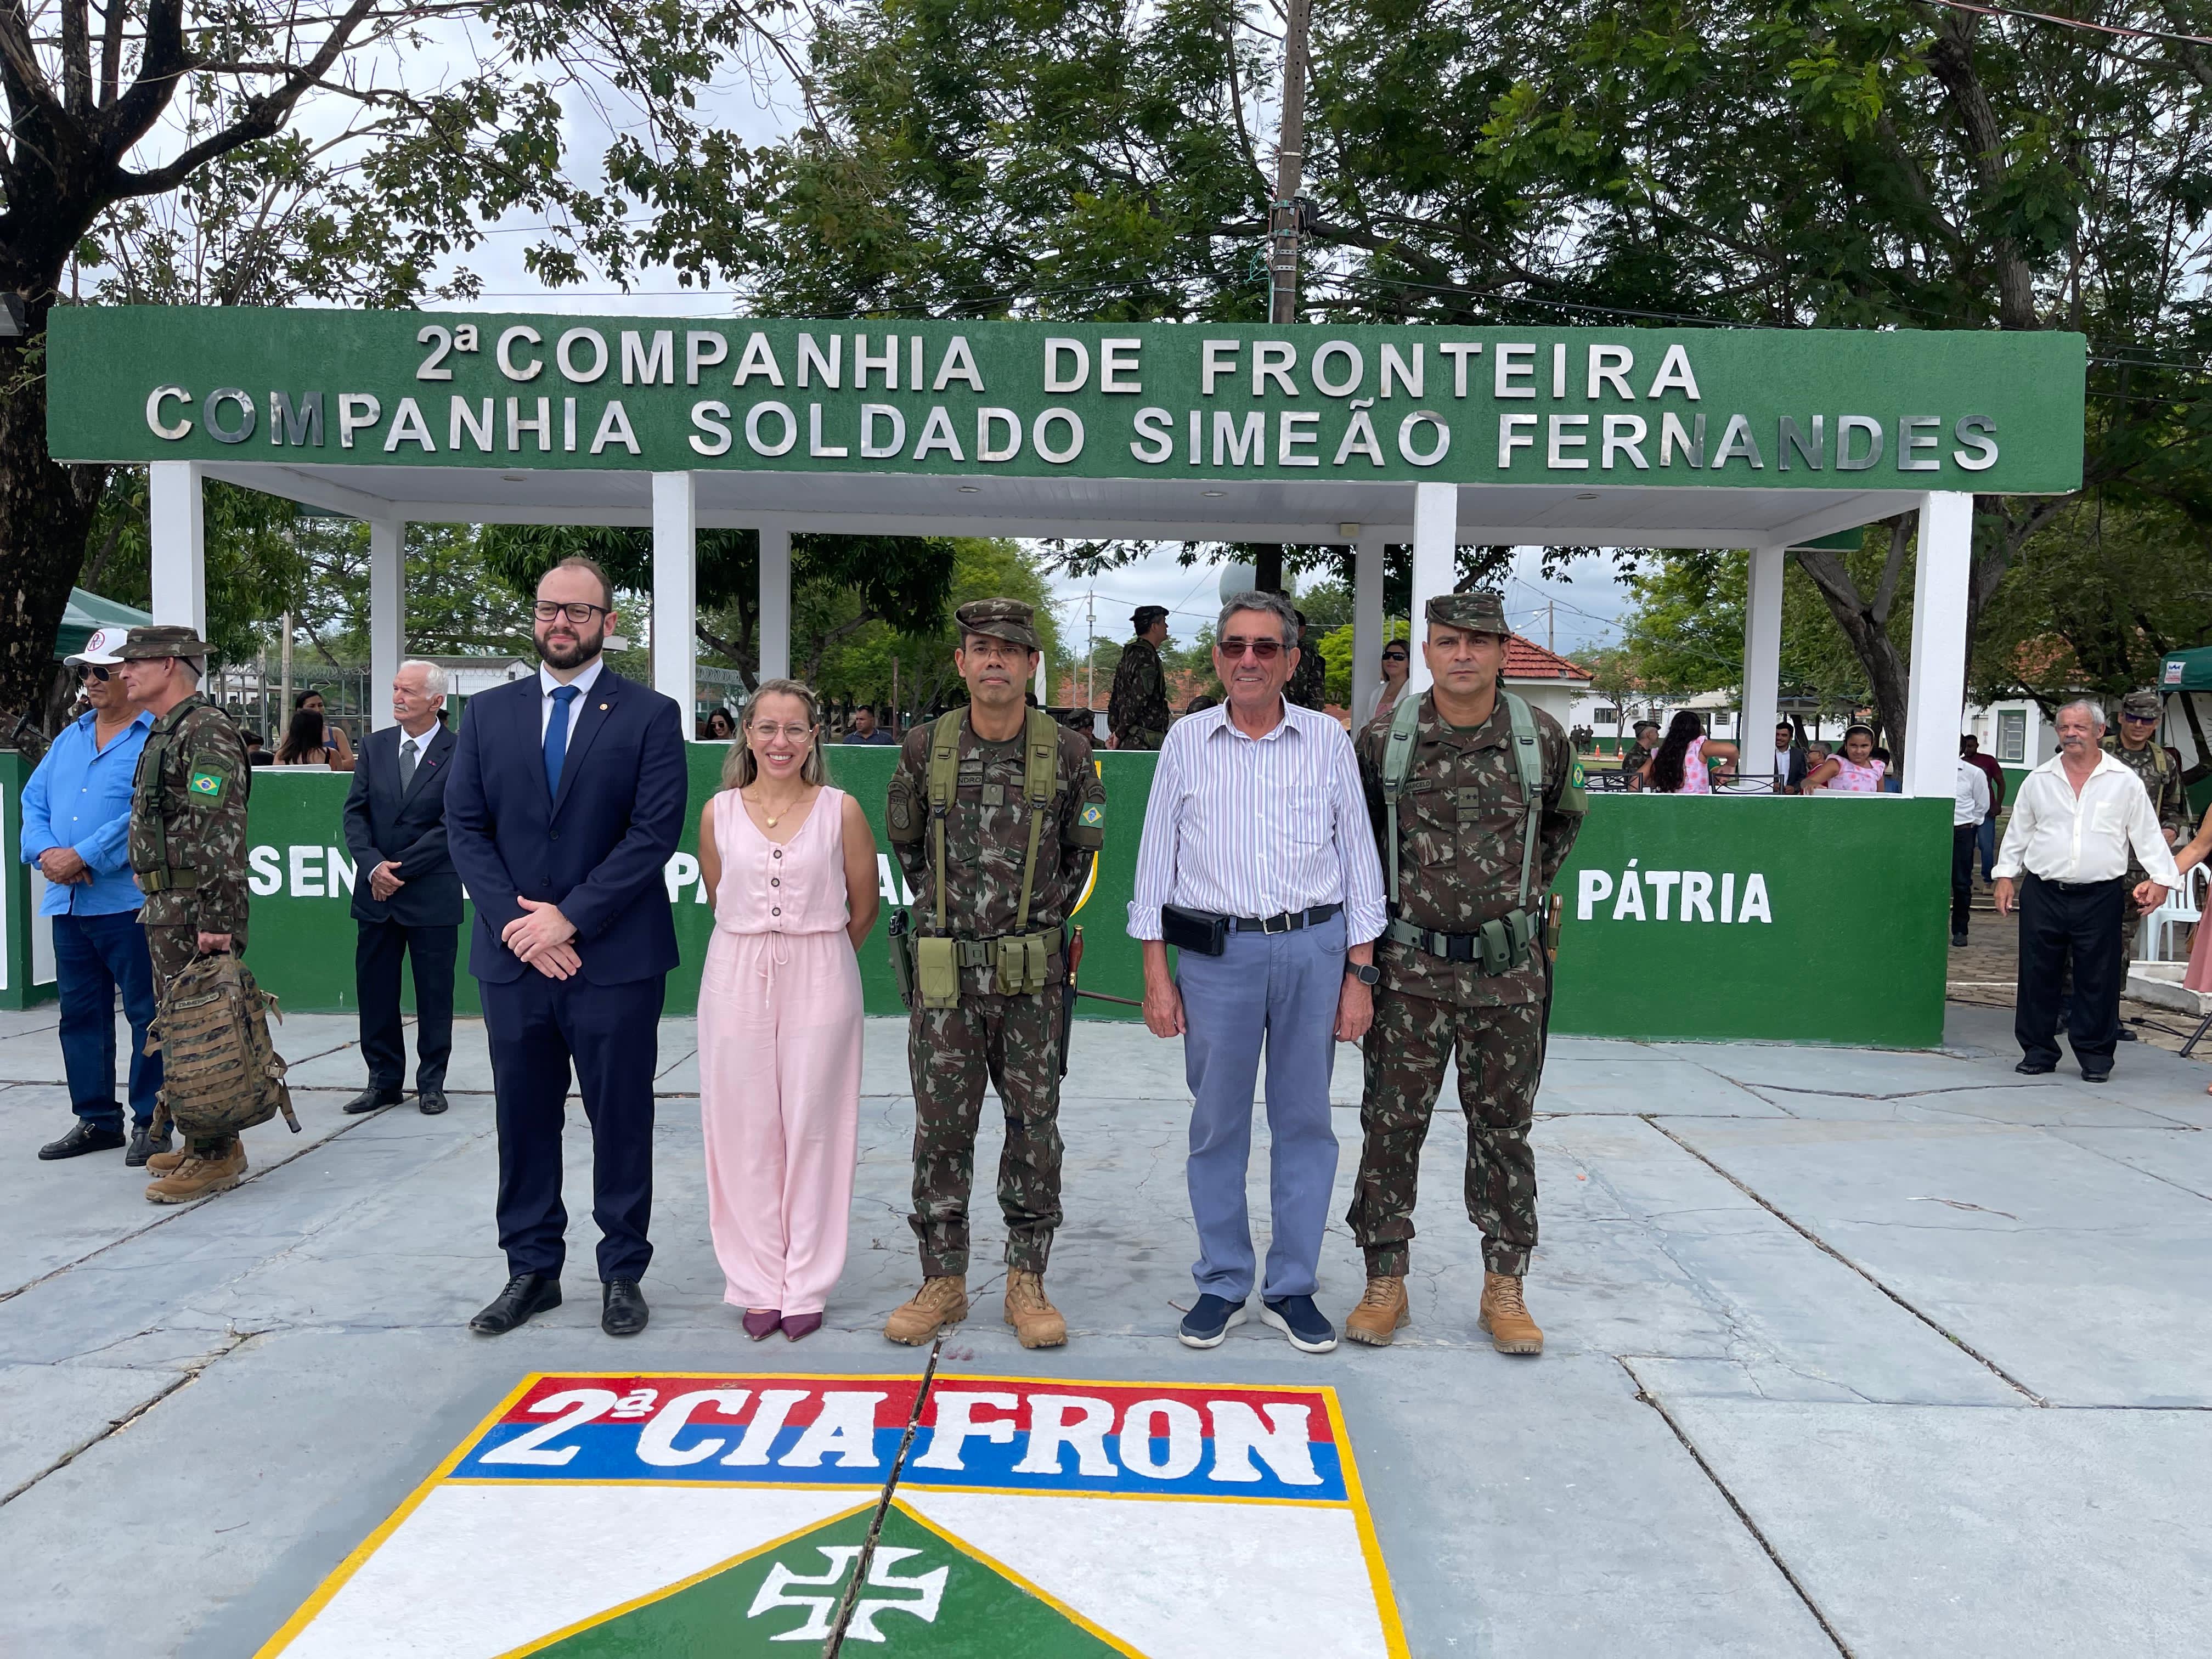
[{"x1": 1161, "y1": 903, "x2": 1229, "y2": 957}]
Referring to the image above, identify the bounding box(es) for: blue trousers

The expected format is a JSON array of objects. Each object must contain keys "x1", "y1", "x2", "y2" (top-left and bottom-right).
[
  {"x1": 54, "y1": 911, "x2": 161, "y2": 1133},
  {"x1": 482, "y1": 970, "x2": 665, "y2": 1283},
  {"x1": 1175, "y1": 912, "x2": 1345, "y2": 1302},
  {"x1": 1977, "y1": 816, "x2": 1998, "y2": 882}
]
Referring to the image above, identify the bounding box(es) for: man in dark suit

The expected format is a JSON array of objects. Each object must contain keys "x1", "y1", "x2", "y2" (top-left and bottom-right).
[
  {"x1": 445, "y1": 556, "x2": 687, "y2": 1339},
  {"x1": 1773, "y1": 719, "x2": 1809, "y2": 794},
  {"x1": 342, "y1": 661, "x2": 461, "y2": 1118}
]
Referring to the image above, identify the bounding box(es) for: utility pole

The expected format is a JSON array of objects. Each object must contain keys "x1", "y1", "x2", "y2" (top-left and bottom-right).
[
  {"x1": 1546, "y1": 600, "x2": 1555, "y2": 654},
  {"x1": 279, "y1": 611, "x2": 294, "y2": 727},
  {"x1": 1085, "y1": 589, "x2": 1098, "y2": 720},
  {"x1": 1249, "y1": 0, "x2": 1311, "y2": 600}
]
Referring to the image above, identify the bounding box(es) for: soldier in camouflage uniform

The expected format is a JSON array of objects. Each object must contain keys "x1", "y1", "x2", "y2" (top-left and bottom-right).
[
  {"x1": 114, "y1": 625, "x2": 256, "y2": 1203},
  {"x1": 1285, "y1": 607, "x2": 1329, "y2": 710},
  {"x1": 1345, "y1": 592, "x2": 1585, "y2": 1353},
  {"x1": 1108, "y1": 605, "x2": 1173, "y2": 750},
  {"x1": 2104, "y1": 691, "x2": 2189, "y2": 1023},
  {"x1": 883, "y1": 599, "x2": 1108, "y2": 1348}
]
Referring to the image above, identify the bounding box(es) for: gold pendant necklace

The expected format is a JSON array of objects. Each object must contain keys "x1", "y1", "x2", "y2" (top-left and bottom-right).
[{"x1": 753, "y1": 789, "x2": 800, "y2": 828}]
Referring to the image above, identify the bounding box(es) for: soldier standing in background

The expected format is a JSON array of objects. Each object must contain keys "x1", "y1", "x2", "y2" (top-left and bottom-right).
[
  {"x1": 115, "y1": 626, "x2": 256, "y2": 1203},
  {"x1": 1345, "y1": 593, "x2": 1586, "y2": 1353},
  {"x1": 882, "y1": 599, "x2": 1108, "y2": 1349},
  {"x1": 1108, "y1": 605, "x2": 1173, "y2": 750},
  {"x1": 1285, "y1": 608, "x2": 1329, "y2": 710},
  {"x1": 2103, "y1": 689, "x2": 2188, "y2": 1037}
]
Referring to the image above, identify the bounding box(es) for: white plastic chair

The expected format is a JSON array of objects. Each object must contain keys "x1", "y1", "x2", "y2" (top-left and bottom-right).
[{"x1": 2137, "y1": 864, "x2": 2208, "y2": 962}]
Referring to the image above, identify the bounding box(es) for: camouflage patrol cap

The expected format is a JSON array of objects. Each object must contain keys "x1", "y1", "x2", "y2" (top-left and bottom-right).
[
  {"x1": 1131, "y1": 605, "x2": 1169, "y2": 629},
  {"x1": 119, "y1": 623, "x2": 215, "y2": 660},
  {"x1": 2121, "y1": 689, "x2": 2162, "y2": 719},
  {"x1": 955, "y1": 597, "x2": 1039, "y2": 651},
  {"x1": 1425, "y1": 590, "x2": 1510, "y2": 637}
]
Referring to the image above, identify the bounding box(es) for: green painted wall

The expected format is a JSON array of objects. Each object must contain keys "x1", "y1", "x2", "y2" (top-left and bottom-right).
[
  {"x1": 0, "y1": 753, "x2": 56, "y2": 1011},
  {"x1": 223, "y1": 750, "x2": 1947, "y2": 1047}
]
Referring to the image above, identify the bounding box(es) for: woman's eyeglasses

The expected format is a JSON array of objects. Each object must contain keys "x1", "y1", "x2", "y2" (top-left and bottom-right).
[
  {"x1": 1216, "y1": 636, "x2": 1284, "y2": 659},
  {"x1": 1380, "y1": 651, "x2": 1408, "y2": 663},
  {"x1": 751, "y1": 724, "x2": 816, "y2": 742}
]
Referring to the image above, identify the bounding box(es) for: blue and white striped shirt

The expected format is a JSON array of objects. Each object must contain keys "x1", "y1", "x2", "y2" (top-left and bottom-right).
[{"x1": 1128, "y1": 698, "x2": 1385, "y2": 943}]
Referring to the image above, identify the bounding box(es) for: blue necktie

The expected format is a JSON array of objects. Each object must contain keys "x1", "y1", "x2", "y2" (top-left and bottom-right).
[{"x1": 544, "y1": 684, "x2": 581, "y2": 795}]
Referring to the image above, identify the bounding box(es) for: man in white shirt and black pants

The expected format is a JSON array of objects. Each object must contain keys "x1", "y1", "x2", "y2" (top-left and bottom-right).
[
  {"x1": 1994, "y1": 699, "x2": 2181, "y2": 1080},
  {"x1": 1951, "y1": 749, "x2": 1992, "y2": 947}
]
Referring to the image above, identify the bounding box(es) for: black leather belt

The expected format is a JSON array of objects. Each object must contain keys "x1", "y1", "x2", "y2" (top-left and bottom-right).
[
  {"x1": 1229, "y1": 902, "x2": 1342, "y2": 935},
  {"x1": 2032, "y1": 873, "x2": 2122, "y2": 891}
]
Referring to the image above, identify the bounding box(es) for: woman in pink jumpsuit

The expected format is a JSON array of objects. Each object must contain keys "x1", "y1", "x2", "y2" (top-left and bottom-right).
[{"x1": 697, "y1": 680, "x2": 879, "y2": 1340}]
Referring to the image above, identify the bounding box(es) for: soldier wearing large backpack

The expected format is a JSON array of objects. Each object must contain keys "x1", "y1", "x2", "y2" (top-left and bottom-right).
[
  {"x1": 882, "y1": 599, "x2": 1107, "y2": 1349},
  {"x1": 114, "y1": 625, "x2": 261, "y2": 1202},
  {"x1": 1344, "y1": 593, "x2": 1586, "y2": 1352}
]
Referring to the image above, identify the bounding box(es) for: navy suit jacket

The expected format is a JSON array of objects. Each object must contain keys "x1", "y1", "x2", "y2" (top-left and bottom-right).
[
  {"x1": 343, "y1": 721, "x2": 462, "y2": 927},
  {"x1": 444, "y1": 667, "x2": 687, "y2": 986}
]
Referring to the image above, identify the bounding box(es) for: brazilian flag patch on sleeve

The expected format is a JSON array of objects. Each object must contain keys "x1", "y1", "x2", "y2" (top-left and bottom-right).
[
  {"x1": 1570, "y1": 759, "x2": 1586, "y2": 788},
  {"x1": 188, "y1": 769, "x2": 226, "y2": 800},
  {"x1": 1079, "y1": 801, "x2": 1105, "y2": 830}
]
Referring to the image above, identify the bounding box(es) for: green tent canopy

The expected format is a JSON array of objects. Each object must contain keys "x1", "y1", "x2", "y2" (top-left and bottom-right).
[
  {"x1": 53, "y1": 588, "x2": 152, "y2": 661},
  {"x1": 2159, "y1": 647, "x2": 2212, "y2": 693}
]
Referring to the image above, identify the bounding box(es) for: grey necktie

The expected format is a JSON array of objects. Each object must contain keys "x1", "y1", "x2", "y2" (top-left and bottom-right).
[{"x1": 399, "y1": 736, "x2": 419, "y2": 792}]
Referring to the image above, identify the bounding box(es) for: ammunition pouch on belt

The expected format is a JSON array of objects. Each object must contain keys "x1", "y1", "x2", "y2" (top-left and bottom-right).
[
  {"x1": 915, "y1": 936, "x2": 961, "y2": 1010},
  {"x1": 1386, "y1": 908, "x2": 1540, "y2": 977},
  {"x1": 993, "y1": 932, "x2": 1053, "y2": 997}
]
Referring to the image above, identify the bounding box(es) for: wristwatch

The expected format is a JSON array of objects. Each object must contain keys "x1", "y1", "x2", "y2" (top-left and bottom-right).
[{"x1": 1345, "y1": 962, "x2": 1380, "y2": 986}]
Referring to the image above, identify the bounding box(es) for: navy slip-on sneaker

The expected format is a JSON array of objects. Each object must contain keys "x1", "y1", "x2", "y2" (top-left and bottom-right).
[
  {"x1": 1262, "y1": 1294, "x2": 1338, "y2": 1354},
  {"x1": 1178, "y1": 1294, "x2": 1249, "y2": 1349}
]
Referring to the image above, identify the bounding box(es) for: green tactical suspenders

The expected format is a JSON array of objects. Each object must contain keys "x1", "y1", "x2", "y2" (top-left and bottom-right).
[
  {"x1": 912, "y1": 706, "x2": 1063, "y2": 1006},
  {"x1": 1380, "y1": 691, "x2": 1545, "y2": 975}
]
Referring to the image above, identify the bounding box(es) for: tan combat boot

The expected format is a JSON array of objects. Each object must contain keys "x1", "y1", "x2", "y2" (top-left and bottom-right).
[
  {"x1": 1478, "y1": 1271, "x2": 1543, "y2": 1355},
  {"x1": 144, "y1": 1139, "x2": 247, "y2": 1205},
  {"x1": 1344, "y1": 1275, "x2": 1410, "y2": 1347},
  {"x1": 145, "y1": 1148, "x2": 186, "y2": 1174},
  {"x1": 1003, "y1": 1270, "x2": 1067, "y2": 1349},
  {"x1": 885, "y1": 1276, "x2": 968, "y2": 1345}
]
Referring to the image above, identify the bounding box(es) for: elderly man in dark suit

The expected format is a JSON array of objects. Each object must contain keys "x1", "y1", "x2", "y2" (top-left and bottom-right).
[
  {"x1": 446, "y1": 556, "x2": 687, "y2": 1339},
  {"x1": 342, "y1": 660, "x2": 461, "y2": 1117}
]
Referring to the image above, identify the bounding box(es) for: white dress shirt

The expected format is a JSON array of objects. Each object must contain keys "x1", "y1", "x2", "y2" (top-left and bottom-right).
[
  {"x1": 538, "y1": 657, "x2": 606, "y2": 744},
  {"x1": 1993, "y1": 750, "x2": 2181, "y2": 886},
  {"x1": 1128, "y1": 698, "x2": 1386, "y2": 944},
  {"x1": 1953, "y1": 758, "x2": 1991, "y2": 828}
]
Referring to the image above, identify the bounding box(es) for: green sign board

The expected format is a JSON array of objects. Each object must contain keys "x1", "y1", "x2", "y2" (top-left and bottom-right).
[
  {"x1": 47, "y1": 308, "x2": 2084, "y2": 494},
  {"x1": 211, "y1": 752, "x2": 1945, "y2": 1048}
]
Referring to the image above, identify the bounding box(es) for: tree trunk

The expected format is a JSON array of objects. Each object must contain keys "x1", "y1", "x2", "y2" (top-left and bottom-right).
[
  {"x1": 1793, "y1": 517, "x2": 1914, "y2": 771},
  {"x1": 0, "y1": 297, "x2": 108, "y2": 740}
]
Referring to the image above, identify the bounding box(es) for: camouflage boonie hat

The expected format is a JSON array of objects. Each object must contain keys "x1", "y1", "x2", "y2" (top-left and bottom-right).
[
  {"x1": 1425, "y1": 591, "x2": 1510, "y2": 636},
  {"x1": 119, "y1": 623, "x2": 215, "y2": 660},
  {"x1": 2121, "y1": 689, "x2": 2162, "y2": 720},
  {"x1": 955, "y1": 597, "x2": 1039, "y2": 651}
]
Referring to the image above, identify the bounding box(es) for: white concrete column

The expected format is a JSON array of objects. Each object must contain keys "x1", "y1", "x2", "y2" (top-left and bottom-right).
[
  {"x1": 758, "y1": 522, "x2": 792, "y2": 684},
  {"x1": 148, "y1": 460, "x2": 205, "y2": 634},
  {"x1": 1350, "y1": 529, "x2": 1385, "y2": 725},
  {"x1": 1740, "y1": 543, "x2": 1784, "y2": 788},
  {"x1": 368, "y1": 518, "x2": 403, "y2": 731},
  {"x1": 1905, "y1": 492, "x2": 1975, "y2": 797},
  {"x1": 651, "y1": 471, "x2": 697, "y2": 723},
  {"x1": 1407, "y1": 482, "x2": 1457, "y2": 697},
  {"x1": 1035, "y1": 654, "x2": 1048, "y2": 706}
]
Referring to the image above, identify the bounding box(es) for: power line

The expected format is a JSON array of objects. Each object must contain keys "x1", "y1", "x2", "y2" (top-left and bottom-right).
[{"x1": 1920, "y1": 0, "x2": 2212, "y2": 47}]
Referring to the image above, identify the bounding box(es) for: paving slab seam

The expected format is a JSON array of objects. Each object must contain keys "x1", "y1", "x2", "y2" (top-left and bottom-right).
[
  {"x1": 0, "y1": 1329, "x2": 252, "y2": 1508},
  {"x1": 822, "y1": 1333, "x2": 946, "y2": 1657},
  {"x1": 1618, "y1": 1356, "x2": 1857, "y2": 1658},
  {"x1": 1641, "y1": 1116, "x2": 2051, "y2": 1407},
  {"x1": 0, "y1": 1096, "x2": 405, "y2": 1307}
]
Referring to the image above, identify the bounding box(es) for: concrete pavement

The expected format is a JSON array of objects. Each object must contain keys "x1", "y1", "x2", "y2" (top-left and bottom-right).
[{"x1": 2, "y1": 1001, "x2": 2209, "y2": 1655}]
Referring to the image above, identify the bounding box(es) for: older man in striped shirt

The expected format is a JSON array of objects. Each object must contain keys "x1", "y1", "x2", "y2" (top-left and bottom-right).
[{"x1": 1131, "y1": 591, "x2": 1387, "y2": 1355}]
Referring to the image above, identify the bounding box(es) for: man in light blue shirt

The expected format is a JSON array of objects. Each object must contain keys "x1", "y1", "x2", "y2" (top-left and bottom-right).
[{"x1": 21, "y1": 627, "x2": 163, "y2": 1165}]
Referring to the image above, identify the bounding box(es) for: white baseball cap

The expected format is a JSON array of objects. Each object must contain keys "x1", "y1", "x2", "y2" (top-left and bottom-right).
[{"x1": 65, "y1": 625, "x2": 128, "y2": 667}]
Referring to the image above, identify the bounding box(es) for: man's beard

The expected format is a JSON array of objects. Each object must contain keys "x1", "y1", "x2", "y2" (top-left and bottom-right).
[{"x1": 536, "y1": 626, "x2": 603, "y2": 670}]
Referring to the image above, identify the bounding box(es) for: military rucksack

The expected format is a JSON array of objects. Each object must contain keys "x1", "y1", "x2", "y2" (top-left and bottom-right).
[
  {"x1": 148, "y1": 954, "x2": 300, "y2": 1141},
  {"x1": 1378, "y1": 690, "x2": 1546, "y2": 973}
]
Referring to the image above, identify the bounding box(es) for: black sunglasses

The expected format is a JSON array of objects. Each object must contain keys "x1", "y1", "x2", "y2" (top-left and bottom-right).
[
  {"x1": 77, "y1": 664, "x2": 110, "y2": 682},
  {"x1": 1380, "y1": 649, "x2": 1408, "y2": 661},
  {"x1": 1217, "y1": 636, "x2": 1285, "y2": 659}
]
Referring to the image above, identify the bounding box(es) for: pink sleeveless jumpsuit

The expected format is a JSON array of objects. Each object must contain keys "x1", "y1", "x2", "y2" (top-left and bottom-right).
[{"x1": 697, "y1": 786, "x2": 864, "y2": 1316}]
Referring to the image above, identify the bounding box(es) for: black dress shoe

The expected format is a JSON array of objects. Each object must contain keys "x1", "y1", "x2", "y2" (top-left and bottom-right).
[
  {"x1": 2082, "y1": 1066, "x2": 2113, "y2": 1083},
  {"x1": 602, "y1": 1279, "x2": 650, "y2": 1338},
  {"x1": 1951, "y1": 930, "x2": 1969, "y2": 947},
  {"x1": 471, "y1": 1273, "x2": 562, "y2": 1335},
  {"x1": 125, "y1": 1125, "x2": 157, "y2": 1167},
  {"x1": 342, "y1": 1086, "x2": 404, "y2": 1115},
  {"x1": 2015, "y1": 1060, "x2": 2057, "y2": 1075},
  {"x1": 417, "y1": 1088, "x2": 449, "y2": 1116},
  {"x1": 39, "y1": 1121, "x2": 125, "y2": 1160},
  {"x1": 2117, "y1": 1026, "x2": 2138, "y2": 1042}
]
